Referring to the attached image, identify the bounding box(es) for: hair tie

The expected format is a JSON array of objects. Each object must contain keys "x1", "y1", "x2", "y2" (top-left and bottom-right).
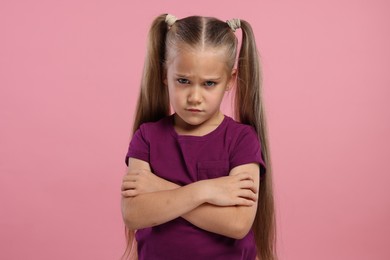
[
  {"x1": 165, "y1": 14, "x2": 177, "y2": 27},
  {"x1": 226, "y1": 18, "x2": 241, "y2": 32}
]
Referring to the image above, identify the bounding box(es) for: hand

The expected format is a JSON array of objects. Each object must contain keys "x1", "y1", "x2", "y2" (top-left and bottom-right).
[
  {"x1": 121, "y1": 169, "x2": 176, "y2": 198},
  {"x1": 203, "y1": 172, "x2": 257, "y2": 207}
]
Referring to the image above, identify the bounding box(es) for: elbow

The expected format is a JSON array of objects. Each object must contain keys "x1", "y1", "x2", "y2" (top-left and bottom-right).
[
  {"x1": 122, "y1": 212, "x2": 136, "y2": 231},
  {"x1": 124, "y1": 221, "x2": 138, "y2": 232},
  {"x1": 229, "y1": 213, "x2": 253, "y2": 239},
  {"x1": 231, "y1": 224, "x2": 252, "y2": 240},
  {"x1": 223, "y1": 219, "x2": 252, "y2": 240},
  {"x1": 122, "y1": 209, "x2": 139, "y2": 231},
  {"x1": 121, "y1": 199, "x2": 138, "y2": 231}
]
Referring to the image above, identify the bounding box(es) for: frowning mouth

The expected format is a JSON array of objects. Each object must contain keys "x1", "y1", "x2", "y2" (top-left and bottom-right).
[{"x1": 186, "y1": 108, "x2": 202, "y2": 112}]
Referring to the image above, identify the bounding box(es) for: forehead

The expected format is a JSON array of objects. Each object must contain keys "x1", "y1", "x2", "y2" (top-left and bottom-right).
[{"x1": 166, "y1": 46, "x2": 230, "y2": 76}]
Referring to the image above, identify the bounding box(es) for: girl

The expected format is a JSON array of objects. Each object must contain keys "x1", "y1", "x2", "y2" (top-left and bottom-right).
[{"x1": 121, "y1": 14, "x2": 276, "y2": 260}]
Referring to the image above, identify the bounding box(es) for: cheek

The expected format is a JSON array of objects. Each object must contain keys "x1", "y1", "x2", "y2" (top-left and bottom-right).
[
  {"x1": 168, "y1": 86, "x2": 183, "y2": 103},
  {"x1": 209, "y1": 89, "x2": 226, "y2": 102}
]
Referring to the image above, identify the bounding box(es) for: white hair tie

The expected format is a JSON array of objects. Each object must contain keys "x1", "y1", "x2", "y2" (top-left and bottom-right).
[
  {"x1": 165, "y1": 14, "x2": 177, "y2": 27},
  {"x1": 226, "y1": 18, "x2": 241, "y2": 32}
]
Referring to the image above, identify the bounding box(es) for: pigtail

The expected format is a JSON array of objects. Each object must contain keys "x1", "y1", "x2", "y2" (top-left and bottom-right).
[
  {"x1": 123, "y1": 14, "x2": 171, "y2": 260},
  {"x1": 236, "y1": 20, "x2": 277, "y2": 260},
  {"x1": 132, "y1": 14, "x2": 171, "y2": 134}
]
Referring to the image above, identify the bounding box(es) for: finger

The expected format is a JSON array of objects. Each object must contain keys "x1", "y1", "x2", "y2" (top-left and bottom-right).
[
  {"x1": 239, "y1": 180, "x2": 258, "y2": 193},
  {"x1": 121, "y1": 189, "x2": 138, "y2": 197},
  {"x1": 238, "y1": 190, "x2": 257, "y2": 202},
  {"x1": 121, "y1": 181, "x2": 137, "y2": 191},
  {"x1": 235, "y1": 197, "x2": 255, "y2": 207},
  {"x1": 125, "y1": 170, "x2": 141, "y2": 176},
  {"x1": 122, "y1": 174, "x2": 139, "y2": 182}
]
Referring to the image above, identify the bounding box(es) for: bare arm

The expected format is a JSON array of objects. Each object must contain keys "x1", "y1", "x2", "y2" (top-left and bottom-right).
[
  {"x1": 121, "y1": 158, "x2": 259, "y2": 239},
  {"x1": 121, "y1": 158, "x2": 257, "y2": 232},
  {"x1": 181, "y1": 163, "x2": 259, "y2": 239}
]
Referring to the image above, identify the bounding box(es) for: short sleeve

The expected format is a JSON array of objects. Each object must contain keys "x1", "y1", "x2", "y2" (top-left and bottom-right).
[
  {"x1": 230, "y1": 126, "x2": 266, "y2": 177},
  {"x1": 125, "y1": 125, "x2": 150, "y2": 166}
]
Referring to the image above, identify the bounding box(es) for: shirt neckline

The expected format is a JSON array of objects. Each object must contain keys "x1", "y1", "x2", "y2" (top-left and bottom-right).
[{"x1": 168, "y1": 114, "x2": 230, "y2": 141}]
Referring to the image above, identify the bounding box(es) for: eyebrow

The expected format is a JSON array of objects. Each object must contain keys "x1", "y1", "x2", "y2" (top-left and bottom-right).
[
  {"x1": 175, "y1": 73, "x2": 191, "y2": 78},
  {"x1": 174, "y1": 73, "x2": 222, "y2": 81}
]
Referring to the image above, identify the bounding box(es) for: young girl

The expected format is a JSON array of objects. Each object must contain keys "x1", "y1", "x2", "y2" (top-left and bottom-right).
[{"x1": 121, "y1": 14, "x2": 276, "y2": 260}]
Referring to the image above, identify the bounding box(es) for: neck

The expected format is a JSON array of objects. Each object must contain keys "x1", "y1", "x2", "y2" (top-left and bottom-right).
[{"x1": 173, "y1": 112, "x2": 224, "y2": 136}]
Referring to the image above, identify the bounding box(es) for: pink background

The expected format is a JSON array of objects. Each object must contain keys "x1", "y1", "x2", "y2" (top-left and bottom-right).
[{"x1": 1, "y1": 1, "x2": 389, "y2": 259}]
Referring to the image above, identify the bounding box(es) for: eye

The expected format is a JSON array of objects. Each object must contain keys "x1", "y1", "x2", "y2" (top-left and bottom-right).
[
  {"x1": 177, "y1": 78, "x2": 190, "y2": 84},
  {"x1": 204, "y1": 81, "x2": 217, "y2": 87}
]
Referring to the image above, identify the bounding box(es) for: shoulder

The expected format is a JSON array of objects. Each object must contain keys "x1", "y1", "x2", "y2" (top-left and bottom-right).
[
  {"x1": 223, "y1": 116, "x2": 261, "y2": 157},
  {"x1": 136, "y1": 115, "x2": 173, "y2": 140},
  {"x1": 224, "y1": 116, "x2": 265, "y2": 172},
  {"x1": 224, "y1": 116, "x2": 259, "y2": 142}
]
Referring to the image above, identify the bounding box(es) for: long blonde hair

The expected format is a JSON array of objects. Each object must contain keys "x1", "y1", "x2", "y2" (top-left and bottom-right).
[{"x1": 124, "y1": 14, "x2": 276, "y2": 260}]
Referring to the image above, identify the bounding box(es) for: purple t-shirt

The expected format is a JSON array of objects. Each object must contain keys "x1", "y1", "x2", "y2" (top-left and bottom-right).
[{"x1": 125, "y1": 114, "x2": 265, "y2": 260}]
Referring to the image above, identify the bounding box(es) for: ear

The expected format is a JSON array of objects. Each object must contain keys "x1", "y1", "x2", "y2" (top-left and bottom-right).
[{"x1": 226, "y1": 68, "x2": 237, "y2": 91}]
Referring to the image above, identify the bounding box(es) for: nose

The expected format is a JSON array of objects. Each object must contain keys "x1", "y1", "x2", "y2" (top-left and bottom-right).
[{"x1": 187, "y1": 86, "x2": 202, "y2": 104}]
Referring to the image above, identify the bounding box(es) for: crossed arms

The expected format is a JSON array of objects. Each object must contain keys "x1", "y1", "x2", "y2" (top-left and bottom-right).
[{"x1": 121, "y1": 158, "x2": 260, "y2": 239}]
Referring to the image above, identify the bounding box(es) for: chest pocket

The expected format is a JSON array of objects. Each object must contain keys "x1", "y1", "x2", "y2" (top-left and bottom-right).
[{"x1": 197, "y1": 160, "x2": 229, "y2": 181}]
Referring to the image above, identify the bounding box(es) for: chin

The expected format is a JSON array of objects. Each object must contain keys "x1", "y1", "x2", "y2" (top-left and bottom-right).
[
  {"x1": 176, "y1": 113, "x2": 205, "y2": 127},
  {"x1": 182, "y1": 117, "x2": 204, "y2": 126}
]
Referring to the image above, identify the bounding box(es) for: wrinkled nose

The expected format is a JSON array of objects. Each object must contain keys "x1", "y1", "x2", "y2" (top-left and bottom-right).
[{"x1": 187, "y1": 87, "x2": 202, "y2": 104}]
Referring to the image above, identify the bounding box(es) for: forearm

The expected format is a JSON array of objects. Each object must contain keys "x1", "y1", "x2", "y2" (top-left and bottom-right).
[
  {"x1": 158, "y1": 180, "x2": 256, "y2": 239},
  {"x1": 121, "y1": 181, "x2": 206, "y2": 230},
  {"x1": 122, "y1": 159, "x2": 258, "y2": 236},
  {"x1": 182, "y1": 203, "x2": 256, "y2": 239}
]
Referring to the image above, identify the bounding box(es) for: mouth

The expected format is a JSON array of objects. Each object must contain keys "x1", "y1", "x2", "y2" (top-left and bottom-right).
[{"x1": 186, "y1": 108, "x2": 202, "y2": 112}]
